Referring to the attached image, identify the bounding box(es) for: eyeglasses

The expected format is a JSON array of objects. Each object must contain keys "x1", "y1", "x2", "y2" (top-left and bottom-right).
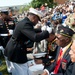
[
  {"x1": 70, "y1": 49, "x2": 75, "y2": 54},
  {"x1": 55, "y1": 36, "x2": 65, "y2": 41}
]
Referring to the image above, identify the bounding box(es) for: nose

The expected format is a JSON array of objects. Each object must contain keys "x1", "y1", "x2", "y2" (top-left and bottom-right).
[
  {"x1": 69, "y1": 50, "x2": 72, "y2": 55},
  {"x1": 55, "y1": 37, "x2": 58, "y2": 41}
]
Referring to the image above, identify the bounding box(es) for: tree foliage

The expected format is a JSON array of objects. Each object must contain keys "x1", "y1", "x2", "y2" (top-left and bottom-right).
[
  {"x1": 19, "y1": 0, "x2": 56, "y2": 13},
  {"x1": 30, "y1": 0, "x2": 54, "y2": 8},
  {"x1": 19, "y1": 4, "x2": 31, "y2": 13}
]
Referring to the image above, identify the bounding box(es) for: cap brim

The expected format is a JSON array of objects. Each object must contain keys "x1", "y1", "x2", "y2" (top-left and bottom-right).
[
  {"x1": 37, "y1": 16, "x2": 41, "y2": 21},
  {"x1": 29, "y1": 12, "x2": 41, "y2": 21}
]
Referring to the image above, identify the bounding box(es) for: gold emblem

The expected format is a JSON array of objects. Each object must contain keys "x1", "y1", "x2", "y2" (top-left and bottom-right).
[{"x1": 62, "y1": 62, "x2": 67, "y2": 70}]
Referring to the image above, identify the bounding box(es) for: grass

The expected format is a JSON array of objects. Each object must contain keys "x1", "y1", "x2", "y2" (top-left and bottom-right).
[{"x1": 0, "y1": 51, "x2": 8, "y2": 75}]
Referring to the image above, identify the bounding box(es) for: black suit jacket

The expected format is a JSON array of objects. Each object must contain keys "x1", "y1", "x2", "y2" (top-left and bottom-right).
[
  {"x1": 4, "y1": 17, "x2": 49, "y2": 64},
  {"x1": 45, "y1": 46, "x2": 73, "y2": 75},
  {"x1": 53, "y1": 63, "x2": 75, "y2": 75},
  {"x1": 70, "y1": 63, "x2": 75, "y2": 75}
]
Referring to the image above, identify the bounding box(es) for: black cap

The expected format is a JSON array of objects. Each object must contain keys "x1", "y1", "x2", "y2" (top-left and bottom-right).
[{"x1": 56, "y1": 25, "x2": 75, "y2": 37}]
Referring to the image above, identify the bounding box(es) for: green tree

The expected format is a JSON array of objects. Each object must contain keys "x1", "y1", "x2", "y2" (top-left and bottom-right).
[
  {"x1": 19, "y1": 4, "x2": 31, "y2": 13},
  {"x1": 30, "y1": 0, "x2": 54, "y2": 8}
]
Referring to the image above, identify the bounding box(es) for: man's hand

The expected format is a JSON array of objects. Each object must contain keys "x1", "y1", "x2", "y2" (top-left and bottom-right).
[
  {"x1": 41, "y1": 25, "x2": 47, "y2": 31},
  {"x1": 26, "y1": 47, "x2": 34, "y2": 51},
  {"x1": 41, "y1": 25, "x2": 52, "y2": 34},
  {"x1": 34, "y1": 58, "x2": 43, "y2": 64},
  {"x1": 46, "y1": 26, "x2": 52, "y2": 34},
  {"x1": 41, "y1": 71, "x2": 48, "y2": 75}
]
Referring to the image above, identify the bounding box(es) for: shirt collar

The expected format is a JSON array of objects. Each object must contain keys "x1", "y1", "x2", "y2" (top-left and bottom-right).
[{"x1": 61, "y1": 41, "x2": 72, "y2": 51}]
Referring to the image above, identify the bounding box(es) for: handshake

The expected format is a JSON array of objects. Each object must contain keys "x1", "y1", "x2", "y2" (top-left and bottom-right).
[{"x1": 41, "y1": 25, "x2": 52, "y2": 33}]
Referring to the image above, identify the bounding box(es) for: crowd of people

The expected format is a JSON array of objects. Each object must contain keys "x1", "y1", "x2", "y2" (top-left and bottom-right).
[{"x1": 0, "y1": 0, "x2": 75, "y2": 75}]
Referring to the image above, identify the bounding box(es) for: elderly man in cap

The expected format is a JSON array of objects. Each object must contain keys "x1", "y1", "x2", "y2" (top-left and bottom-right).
[
  {"x1": 4, "y1": 8, "x2": 52, "y2": 75},
  {"x1": 41, "y1": 25, "x2": 75, "y2": 75},
  {"x1": 68, "y1": 38, "x2": 75, "y2": 75}
]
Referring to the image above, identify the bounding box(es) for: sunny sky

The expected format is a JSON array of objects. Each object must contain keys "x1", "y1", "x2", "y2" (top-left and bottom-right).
[{"x1": 0, "y1": 0, "x2": 32, "y2": 7}]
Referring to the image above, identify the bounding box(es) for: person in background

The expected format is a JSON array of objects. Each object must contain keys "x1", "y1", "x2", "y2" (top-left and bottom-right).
[
  {"x1": 41, "y1": 25, "x2": 75, "y2": 75},
  {"x1": 0, "y1": 9, "x2": 16, "y2": 75},
  {"x1": 61, "y1": 9, "x2": 67, "y2": 24},
  {"x1": 65, "y1": 6, "x2": 75, "y2": 32},
  {"x1": 33, "y1": 19, "x2": 48, "y2": 53},
  {"x1": 68, "y1": 39, "x2": 75, "y2": 75},
  {"x1": 34, "y1": 29, "x2": 58, "y2": 67},
  {"x1": 0, "y1": 9, "x2": 15, "y2": 48},
  {"x1": 4, "y1": 8, "x2": 52, "y2": 75}
]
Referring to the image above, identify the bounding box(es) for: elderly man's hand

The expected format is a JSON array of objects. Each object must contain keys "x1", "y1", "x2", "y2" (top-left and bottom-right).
[
  {"x1": 26, "y1": 47, "x2": 34, "y2": 51},
  {"x1": 41, "y1": 71, "x2": 48, "y2": 75},
  {"x1": 34, "y1": 58, "x2": 43, "y2": 64}
]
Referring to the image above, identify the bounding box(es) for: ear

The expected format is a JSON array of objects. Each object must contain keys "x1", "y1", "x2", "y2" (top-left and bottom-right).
[
  {"x1": 30, "y1": 15, "x2": 35, "y2": 22},
  {"x1": 65, "y1": 37, "x2": 70, "y2": 42}
]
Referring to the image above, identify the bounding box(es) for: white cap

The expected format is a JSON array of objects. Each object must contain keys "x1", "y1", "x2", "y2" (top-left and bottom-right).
[
  {"x1": 0, "y1": 8, "x2": 8, "y2": 14},
  {"x1": 33, "y1": 53, "x2": 46, "y2": 58},
  {"x1": 29, "y1": 8, "x2": 43, "y2": 21}
]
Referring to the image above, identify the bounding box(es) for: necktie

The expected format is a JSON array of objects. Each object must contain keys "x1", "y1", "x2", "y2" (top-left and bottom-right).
[{"x1": 53, "y1": 48, "x2": 63, "y2": 74}]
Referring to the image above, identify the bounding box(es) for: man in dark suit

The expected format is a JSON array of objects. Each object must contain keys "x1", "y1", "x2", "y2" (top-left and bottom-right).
[
  {"x1": 4, "y1": 8, "x2": 52, "y2": 75},
  {"x1": 41, "y1": 25, "x2": 75, "y2": 75}
]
